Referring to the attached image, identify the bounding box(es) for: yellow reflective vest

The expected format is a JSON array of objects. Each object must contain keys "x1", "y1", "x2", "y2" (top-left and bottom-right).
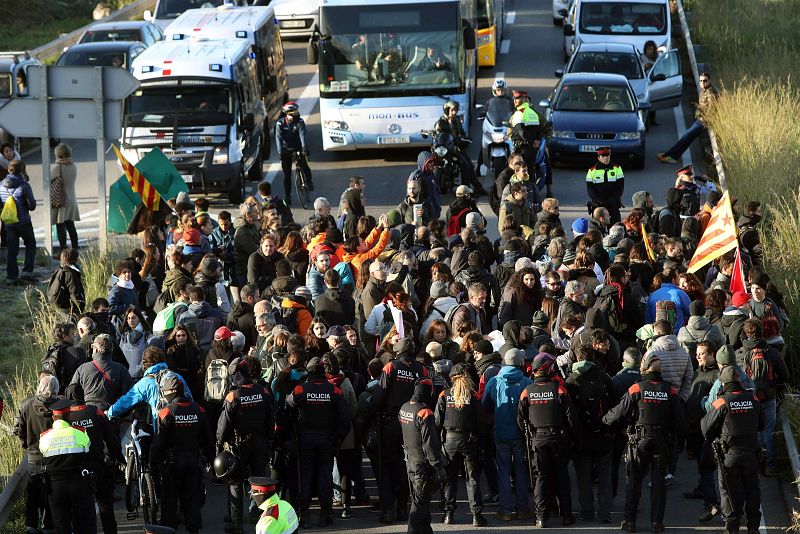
[
  {"x1": 256, "y1": 494, "x2": 300, "y2": 534},
  {"x1": 39, "y1": 419, "x2": 91, "y2": 457},
  {"x1": 509, "y1": 102, "x2": 540, "y2": 127}
]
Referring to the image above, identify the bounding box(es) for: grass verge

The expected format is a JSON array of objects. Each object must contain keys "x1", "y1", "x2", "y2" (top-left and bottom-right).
[{"x1": 684, "y1": 0, "x2": 800, "y2": 380}]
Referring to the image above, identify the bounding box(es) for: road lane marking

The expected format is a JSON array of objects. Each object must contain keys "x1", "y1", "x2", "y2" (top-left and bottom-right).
[
  {"x1": 495, "y1": 71, "x2": 505, "y2": 81},
  {"x1": 506, "y1": 11, "x2": 516, "y2": 25},
  {"x1": 500, "y1": 40, "x2": 510, "y2": 54}
]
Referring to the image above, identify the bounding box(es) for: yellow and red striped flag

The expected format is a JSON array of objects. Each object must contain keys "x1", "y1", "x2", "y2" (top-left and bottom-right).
[
  {"x1": 687, "y1": 191, "x2": 737, "y2": 273},
  {"x1": 642, "y1": 223, "x2": 656, "y2": 262},
  {"x1": 112, "y1": 145, "x2": 162, "y2": 211}
]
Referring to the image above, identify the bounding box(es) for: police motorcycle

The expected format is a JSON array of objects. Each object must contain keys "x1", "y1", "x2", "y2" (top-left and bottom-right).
[
  {"x1": 420, "y1": 118, "x2": 473, "y2": 194},
  {"x1": 475, "y1": 80, "x2": 515, "y2": 179}
]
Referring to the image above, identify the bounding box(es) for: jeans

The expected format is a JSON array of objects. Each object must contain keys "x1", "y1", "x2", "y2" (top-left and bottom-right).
[
  {"x1": 699, "y1": 438, "x2": 719, "y2": 507},
  {"x1": 495, "y1": 438, "x2": 529, "y2": 514},
  {"x1": 664, "y1": 120, "x2": 705, "y2": 159},
  {"x1": 55, "y1": 220, "x2": 79, "y2": 250},
  {"x1": 574, "y1": 452, "x2": 612, "y2": 520},
  {"x1": 759, "y1": 398, "x2": 777, "y2": 467},
  {"x1": 5, "y1": 221, "x2": 36, "y2": 280}
]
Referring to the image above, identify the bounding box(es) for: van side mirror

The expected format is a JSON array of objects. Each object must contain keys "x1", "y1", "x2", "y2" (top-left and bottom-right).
[
  {"x1": 555, "y1": 69, "x2": 564, "y2": 78},
  {"x1": 307, "y1": 41, "x2": 318, "y2": 65},
  {"x1": 558, "y1": 8, "x2": 568, "y2": 16},
  {"x1": 563, "y1": 24, "x2": 574, "y2": 36},
  {"x1": 538, "y1": 99, "x2": 550, "y2": 108},
  {"x1": 143, "y1": 9, "x2": 153, "y2": 22},
  {"x1": 462, "y1": 19, "x2": 476, "y2": 50}
]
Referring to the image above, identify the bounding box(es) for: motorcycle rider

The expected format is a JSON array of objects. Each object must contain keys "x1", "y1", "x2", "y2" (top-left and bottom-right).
[
  {"x1": 439, "y1": 100, "x2": 487, "y2": 195},
  {"x1": 508, "y1": 91, "x2": 551, "y2": 197},
  {"x1": 275, "y1": 102, "x2": 313, "y2": 204},
  {"x1": 476, "y1": 79, "x2": 515, "y2": 176}
]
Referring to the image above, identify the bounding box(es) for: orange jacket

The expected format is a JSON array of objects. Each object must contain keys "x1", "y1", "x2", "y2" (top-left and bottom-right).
[
  {"x1": 281, "y1": 297, "x2": 312, "y2": 336},
  {"x1": 342, "y1": 226, "x2": 390, "y2": 280}
]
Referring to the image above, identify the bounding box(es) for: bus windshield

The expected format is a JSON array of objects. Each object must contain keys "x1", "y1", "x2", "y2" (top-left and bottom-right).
[
  {"x1": 125, "y1": 85, "x2": 233, "y2": 126},
  {"x1": 318, "y1": 2, "x2": 462, "y2": 97},
  {"x1": 476, "y1": 0, "x2": 494, "y2": 30},
  {"x1": 579, "y1": 2, "x2": 666, "y2": 36}
]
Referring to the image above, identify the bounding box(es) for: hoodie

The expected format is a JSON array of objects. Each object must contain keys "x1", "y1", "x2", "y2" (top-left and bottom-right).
[
  {"x1": 481, "y1": 365, "x2": 532, "y2": 441},
  {"x1": 499, "y1": 320, "x2": 523, "y2": 357},
  {"x1": 720, "y1": 306, "x2": 749, "y2": 350},
  {"x1": 645, "y1": 335, "x2": 693, "y2": 401},
  {"x1": 0, "y1": 172, "x2": 36, "y2": 226},
  {"x1": 179, "y1": 301, "x2": 225, "y2": 351},
  {"x1": 107, "y1": 362, "x2": 193, "y2": 429},
  {"x1": 677, "y1": 315, "x2": 725, "y2": 357},
  {"x1": 280, "y1": 296, "x2": 312, "y2": 336},
  {"x1": 227, "y1": 301, "x2": 257, "y2": 349},
  {"x1": 418, "y1": 296, "x2": 458, "y2": 344}
]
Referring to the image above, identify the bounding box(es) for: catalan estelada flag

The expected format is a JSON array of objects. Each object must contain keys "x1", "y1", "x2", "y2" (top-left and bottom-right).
[
  {"x1": 112, "y1": 145, "x2": 162, "y2": 211},
  {"x1": 642, "y1": 223, "x2": 656, "y2": 262},
  {"x1": 687, "y1": 191, "x2": 738, "y2": 273}
]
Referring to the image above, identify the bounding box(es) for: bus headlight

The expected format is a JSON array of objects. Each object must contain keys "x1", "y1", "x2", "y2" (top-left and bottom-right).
[
  {"x1": 212, "y1": 147, "x2": 228, "y2": 164},
  {"x1": 618, "y1": 131, "x2": 641, "y2": 140},
  {"x1": 324, "y1": 120, "x2": 350, "y2": 131}
]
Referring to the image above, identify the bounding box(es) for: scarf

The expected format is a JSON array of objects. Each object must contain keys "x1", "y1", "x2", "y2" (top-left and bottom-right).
[{"x1": 117, "y1": 278, "x2": 134, "y2": 290}]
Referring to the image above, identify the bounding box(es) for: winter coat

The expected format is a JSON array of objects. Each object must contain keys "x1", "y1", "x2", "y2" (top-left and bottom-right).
[
  {"x1": 119, "y1": 327, "x2": 152, "y2": 378},
  {"x1": 677, "y1": 315, "x2": 725, "y2": 357},
  {"x1": 498, "y1": 196, "x2": 535, "y2": 231},
  {"x1": 227, "y1": 301, "x2": 257, "y2": 349},
  {"x1": 455, "y1": 267, "x2": 500, "y2": 315},
  {"x1": 0, "y1": 172, "x2": 35, "y2": 226},
  {"x1": 307, "y1": 267, "x2": 326, "y2": 301},
  {"x1": 397, "y1": 196, "x2": 434, "y2": 225},
  {"x1": 285, "y1": 248, "x2": 310, "y2": 284},
  {"x1": 498, "y1": 284, "x2": 540, "y2": 326},
  {"x1": 611, "y1": 366, "x2": 640, "y2": 404},
  {"x1": 248, "y1": 250, "x2": 285, "y2": 296},
  {"x1": 165, "y1": 342, "x2": 203, "y2": 399},
  {"x1": 233, "y1": 220, "x2": 261, "y2": 277},
  {"x1": 14, "y1": 395, "x2": 55, "y2": 464},
  {"x1": 418, "y1": 296, "x2": 458, "y2": 344},
  {"x1": 43, "y1": 341, "x2": 88, "y2": 394},
  {"x1": 481, "y1": 365, "x2": 532, "y2": 441},
  {"x1": 536, "y1": 209, "x2": 563, "y2": 232},
  {"x1": 644, "y1": 335, "x2": 693, "y2": 401},
  {"x1": 162, "y1": 267, "x2": 193, "y2": 304},
  {"x1": 107, "y1": 282, "x2": 138, "y2": 318},
  {"x1": 686, "y1": 363, "x2": 718, "y2": 430},
  {"x1": 314, "y1": 287, "x2": 356, "y2": 327},
  {"x1": 565, "y1": 360, "x2": 614, "y2": 454},
  {"x1": 498, "y1": 320, "x2": 523, "y2": 358},
  {"x1": 280, "y1": 296, "x2": 313, "y2": 336},
  {"x1": 179, "y1": 301, "x2": 226, "y2": 352},
  {"x1": 721, "y1": 306, "x2": 749, "y2": 350},
  {"x1": 645, "y1": 282, "x2": 692, "y2": 333},
  {"x1": 50, "y1": 159, "x2": 80, "y2": 223},
  {"x1": 734, "y1": 338, "x2": 790, "y2": 402},
  {"x1": 50, "y1": 264, "x2": 86, "y2": 315},
  {"x1": 69, "y1": 354, "x2": 133, "y2": 410},
  {"x1": 327, "y1": 373, "x2": 357, "y2": 449},
  {"x1": 107, "y1": 362, "x2": 193, "y2": 429}
]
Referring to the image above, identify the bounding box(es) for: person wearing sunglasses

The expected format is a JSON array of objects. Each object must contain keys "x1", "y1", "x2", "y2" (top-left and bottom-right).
[{"x1": 657, "y1": 71, "x2": 718, "y2": 164}]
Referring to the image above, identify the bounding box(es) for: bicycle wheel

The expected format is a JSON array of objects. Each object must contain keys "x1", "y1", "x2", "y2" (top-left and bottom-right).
[
  {"x1": 294, "y1": 165, "x2": 310, "y2": 209},
  {"x1": 142, "y1": 471, "x2": 159, "y2": 524},
  {"x1": 124, "y1": 453, "x2": 139, "y2": 513}
]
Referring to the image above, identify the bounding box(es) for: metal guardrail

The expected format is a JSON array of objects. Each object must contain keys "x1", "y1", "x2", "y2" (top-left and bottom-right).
[
  {"x1": 674, "y1": 0, "x2": 727, "y2": 190},
  {"x1": 0, "y1": 457, "x2": 28, "y2": 526},
  {"x1": 781, "y1": 408, "x2": 800, "y2": 493},
  {"x1": 30, "y1": 0, "x2": 157, "y2": 62}
]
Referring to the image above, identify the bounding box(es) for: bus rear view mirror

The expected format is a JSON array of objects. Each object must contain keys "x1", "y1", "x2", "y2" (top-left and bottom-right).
[
  {"x1": 307, "y1": 41, "x2": 318, "y2": 65},
  {"x1": 462, "y1": 19, "x2": 476, "y2": 50}
]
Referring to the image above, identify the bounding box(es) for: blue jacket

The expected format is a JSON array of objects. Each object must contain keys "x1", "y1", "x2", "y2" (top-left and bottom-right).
[
  {"x1": 107, "y1": 283, "x2": 139, "y2": 317},
  {"x1": 275, "y1": 116, "x2": 308, "y2": 156},
  {"x1": 307, "y1": 266, "x2": 325, "y2": 301},
  {"x1": 0, "y1": 173, "x2": 36, "y2": 226},
  {"x1": 107, "y1": 362, "x2": 193, "y2": 428},
  {"x1": 645, "y1": 282, "x2": 692, "y2": 333},
  {"x1": 482, "y1": 365, "x2": 532, "y2": 441}
]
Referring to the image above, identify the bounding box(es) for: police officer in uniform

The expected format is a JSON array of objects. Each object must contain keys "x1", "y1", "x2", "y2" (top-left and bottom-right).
[
  {"x1": 218, "y1": 357, "x2": 274, "y2": 533},
  {"x1": 64, "y1": 383, "x2": 125, "y2": 534},
  {"x1": 434, "y1": 363, "x2": 487, "y2": 526},
  {"x1": 586, "y1": 146, "x2": 624, "y2": 224},
  {"x1": 603, "y1": 355, "x2": 685, "y2": 533},
  {"x1": 287, "y1": 356, "x2": 350, "y2": 528},
  {"x1": 249, "y1": 477, "x2": 300, "y2": 534},
  {"x1": 701, "y1": 366, "x2": 763, "y2": 534},
  {"x1": 151, "y1": 373, "x2": 214, "y2": 534},
  {"x1": 518, "y1": 357, "x2": 579, "y2": 527},
  {"x1": 377, "y1": 338, "x2": 429, "y2": 523},
  {"x1": 38, "y1": 398, "x2": 96, "y2": 534},
  {"x1": 400, "y1": 378, "x2": 448, "y2": 534}
]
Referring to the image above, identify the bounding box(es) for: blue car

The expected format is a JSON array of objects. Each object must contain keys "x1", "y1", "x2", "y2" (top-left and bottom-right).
[{"x1": 539, "y1": 72, "x2": 649, "y2": 169}]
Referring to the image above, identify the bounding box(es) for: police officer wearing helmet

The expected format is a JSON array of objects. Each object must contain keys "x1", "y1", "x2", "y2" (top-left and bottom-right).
[
  {"x1": 434, "y1": 362, "x2": 487, "y2": 526},
  {"x1": 286, "y1": 356, "x2": 350, "y2": 528},
  {"x1": 476, "y1": 79, "x2": 515, "y2": 176},
  {"x1": 701, "y1": 365, "x2": 763, "y2": 534},
  {"x1": 586, "y1": 146, "x2": 625, "y2": 224},
  {"x1": 518, "y1": 353, "x2": 579, "y2": 527},
  {"x1": 217, "y1": 357, "x2": 275, "y2": 534},
  {"x1": 377, "y1": 338, "x2": 429, "y2": 523},
  {"x1": 63, "y1": 383, "x2": 125, "y2": 534},
  {"x1": 603, "y1": 354, "x2": 685, "y2": 533},
  {"x1": 38, "y1": 398, "x2": 96, "y2": 534},
  {"x1": 150, "y1": 372, "x2": 213, "y2": 534},
  {"x1": 275, "y1": 101, "x2": 313, "y2": 204},
  {"x1": 249, "y1": 477, "x2": 300, "y2": 534},
  {"x1": 400, "y1": 378, "x2": 448, "y2": 534}
]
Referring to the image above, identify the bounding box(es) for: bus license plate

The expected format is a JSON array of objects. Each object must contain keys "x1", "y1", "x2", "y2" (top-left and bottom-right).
[
  {"x1": 580, "y1": 144, "x2": 602, "y2": 152},
  {"x1": 181, "y1": 174, "x2": 193, "y2": 183},
  {"x1": 281, "y1": 20, "x2": 306, "y2": 28},
  {"x1": 378, "y1": 135, "x2": 410, "y2": 145}
]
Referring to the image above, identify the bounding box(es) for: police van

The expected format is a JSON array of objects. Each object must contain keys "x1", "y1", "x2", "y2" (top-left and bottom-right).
[
  {"x1": 122, "y1": 38, "x2": 267, "y2": 203},
  {"x1": 165, "y1": 4, "x2": 289, "y2": 159}
]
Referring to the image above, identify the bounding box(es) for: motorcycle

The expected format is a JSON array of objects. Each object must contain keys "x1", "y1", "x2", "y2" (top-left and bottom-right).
[
  {"x1": 476, "y1": 100, "x2": 514, "y2": 179},
  {"x1": 510, "y1": 123, "x2": 552, "y2": 192},
  {"x1": 419, "y1": 129, "x2": 472, "y2": 194}
]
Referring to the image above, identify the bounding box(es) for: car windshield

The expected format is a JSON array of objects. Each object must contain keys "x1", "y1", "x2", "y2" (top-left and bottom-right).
[
  {"x1": 125, "y1": 85, "x2": 233, "y2": 126},
  {"x1": 554, "y1": 82, "x2": 635, "y2": 112},
  {"x1": 579, "y1": 2, "x2": 666, "y2": 35},
  {"x1": 156, "y1": 0, "x2": 226, "y2": 19},
  {"x1": 80, "y1": 29, "x2": 141, "y2": 43},
  {"x1": 58, "y1": 50, "x2": 129, "y2": 68},
  {"x1": 0, "y1": 74, "x2": 11, "y2": 98},
  {"x1": 318, "y1": 2, "x2": 462, "y2": 96},
  {"x1": 571, "y1": 51, "x2": 643, "y2": 79}
]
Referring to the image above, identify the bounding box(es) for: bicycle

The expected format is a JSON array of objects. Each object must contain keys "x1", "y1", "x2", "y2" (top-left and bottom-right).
[
  {"x1": 124, "y1": 419, "x2": 158, "y2": 524},
  {"x1": 293, "y1": 150, "x2": 312, "y2": 209}
]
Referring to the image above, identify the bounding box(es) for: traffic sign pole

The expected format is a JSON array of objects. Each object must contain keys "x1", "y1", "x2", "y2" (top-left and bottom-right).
[
  {"x1": 95, "y1": 67, "x2": 108, "y2": 254},
  {"x1": 40, "y1": 66, "x2": 53, "y2": 258}
]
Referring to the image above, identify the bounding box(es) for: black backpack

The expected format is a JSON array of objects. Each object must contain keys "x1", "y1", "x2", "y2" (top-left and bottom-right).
[
  {"x1": 574, "y1": 371, "x2": 609, "y2": 433},
  {"x1": 46, "y1": 269, "x2": 70, "y2": 309},
  {"x1": 279, "y1": 305, "x2": 298, "y2": 333}
]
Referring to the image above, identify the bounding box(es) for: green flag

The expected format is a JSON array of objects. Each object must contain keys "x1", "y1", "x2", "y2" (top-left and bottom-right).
[{"x1": 108, "y1": 148, "x2": 188, "y2": 234}]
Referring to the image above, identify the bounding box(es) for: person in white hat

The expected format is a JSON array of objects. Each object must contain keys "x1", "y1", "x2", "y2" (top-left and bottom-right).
[{"x1": 445, "y1": 185, "x2": 483, "y2": 236}]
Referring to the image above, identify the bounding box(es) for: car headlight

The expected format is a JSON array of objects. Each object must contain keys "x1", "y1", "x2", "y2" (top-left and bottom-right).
[
  {"x1": 618, "y1": 132, "x2": 641, "y2": 140},
  {"x1": 212, "y1": 147, "x2": 228, "y2": 164},
  {"x1": 434, "y1": 146, "x2": 448, "y2": 157},
  {"x1": 491, "y1": 132, "x2": 505, "y2": 143},
  {"x1": 323, "y1": 120, "x2": 350, "y2": 131},
  {"x1": 552, "y1": 130, "x2": 572, "y2": 139}
]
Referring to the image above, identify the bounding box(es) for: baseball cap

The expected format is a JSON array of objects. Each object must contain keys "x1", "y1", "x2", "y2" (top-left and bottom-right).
[
  {"x1": 465, "y1": 212, "x2": 482, "y2": 230},
  {"x1": 322, "y1": 325, "x2": 347, "y2": 339},
  {"x1": 214, "y1": 326, "x2": 234, "y2": 341},
  {"x1": 456, "y1": 185, "x2": 473, "y2": 197}
]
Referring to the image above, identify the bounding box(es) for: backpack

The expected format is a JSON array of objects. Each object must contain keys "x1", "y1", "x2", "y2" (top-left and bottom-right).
[
  {"x1": 333, "y1": 260, "x2": 354, "y2": 288},
  {"x1": 153, "y1": 301, "x2": 189, "y2": 336},
  {"x1": 443, "y1": 303, "x2": 471, "y2": 330},
  {"x1": 46, "y1": 269, "x2": 70, "y2": 309},
  {"x1": 148, "y1": 368, "x2": 172, "y2": 412},
  {"x1": 1, "y1": 187, "x2": 19, "y2": 225},
  {"x1": 447, "y1": 207, "x2": 471, "y2": 237},
  {"x1": 574, "y1": 371, "x2": 609, "y2": 433},
  {"x1": 655, "y1": 300, "x2": 677, "y2": 330},
  {"x1": 41, "y1": 346, "x2": 63, "y2": 381},
  {"x1": 278, "y1": 305, "x2": 299, "y2": 334},
  {"x1": 745, "y1": 347, "x2": 775, "y2": 401},
  {"x1": 153, "y1": 289, "x2": 174, "y2": 314},
  {"x1": 204, "y1": 359, "x2": 230, "y2": 402}
]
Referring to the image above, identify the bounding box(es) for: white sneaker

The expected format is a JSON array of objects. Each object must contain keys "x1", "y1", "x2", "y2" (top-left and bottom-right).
[{"x1": 665, "y1": 474, "x2": 674, "y2": 486}]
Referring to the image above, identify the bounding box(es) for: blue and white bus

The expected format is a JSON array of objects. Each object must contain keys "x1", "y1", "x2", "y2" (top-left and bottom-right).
[{"x1": 309, "y1": 0, "x2": 476, "y2": 151}]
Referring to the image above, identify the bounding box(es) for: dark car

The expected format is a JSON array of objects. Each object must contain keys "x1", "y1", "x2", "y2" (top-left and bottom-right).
[
  {"x1": 78, "y1": 21, "x2": 164, "y2": 47},
  {"x1": 56, "y1": 41, "x2": 147, "y2": 71},
  {"x1": 539, "y1": 72, "x2": 649, "y2": 168}
]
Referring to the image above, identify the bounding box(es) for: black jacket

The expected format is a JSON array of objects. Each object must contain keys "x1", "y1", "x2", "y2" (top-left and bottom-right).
[
  {"x1": 314, "y1": 287, "x2": 356, "y2": 327},
  {"x1": 42, "y1": 342, "x2": 88, "y2": 394},
  {"x1": 227, "y1": 301, "x2": 257, "y2": 350},
  {"x1": 14, "y1": 395, "x2": 55, "y2": 464},
  {"x1": 247, "y1": 251, "x2": 285, "y2": 297}
]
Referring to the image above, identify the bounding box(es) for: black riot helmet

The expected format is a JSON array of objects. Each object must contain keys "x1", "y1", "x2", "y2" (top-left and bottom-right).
[{"x1": 213, "y1": 450, "x2": 240, "y2": 484}]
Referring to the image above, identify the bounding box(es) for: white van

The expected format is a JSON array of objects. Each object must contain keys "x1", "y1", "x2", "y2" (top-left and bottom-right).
[{"x1": 564, "y1": 0, "x2": 671, "y2": 55}]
